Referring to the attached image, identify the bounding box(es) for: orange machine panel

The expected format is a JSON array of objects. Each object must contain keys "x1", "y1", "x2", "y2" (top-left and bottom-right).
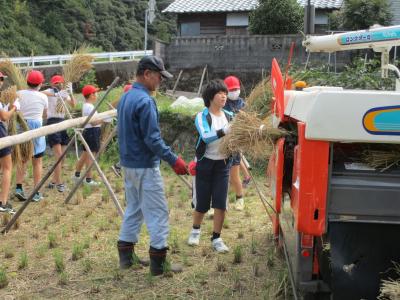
[{"x1": 290, "y1": 122, "x2": 329, "y2": 236}]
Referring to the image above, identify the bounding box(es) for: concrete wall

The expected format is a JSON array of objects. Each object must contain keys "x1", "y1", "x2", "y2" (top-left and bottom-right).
[
  {"x1": 159, "y1": 34, "x2": 351, "y2": 92},
  {"x1": 26, "y1": 60, "x2": 138, "y2": 90}
]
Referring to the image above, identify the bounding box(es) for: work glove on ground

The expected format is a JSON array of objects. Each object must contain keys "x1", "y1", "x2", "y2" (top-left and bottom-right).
[
  {"x1": 172, "y1": 156, "x2": 188, "y2": 175},
  {"x1": 188, "y1": 161, "x2": 197, "y2": 176}
]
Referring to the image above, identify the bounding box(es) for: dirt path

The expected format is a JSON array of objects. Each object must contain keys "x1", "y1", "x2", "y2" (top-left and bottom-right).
[{"x1": 0, "y1": 158, "x2": 288, "y2": 299}]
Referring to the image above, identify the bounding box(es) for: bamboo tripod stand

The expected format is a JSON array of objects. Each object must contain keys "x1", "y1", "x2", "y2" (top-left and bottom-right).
[{"x1": 2, "y1": 77, "x2": 122, "y2": 233}]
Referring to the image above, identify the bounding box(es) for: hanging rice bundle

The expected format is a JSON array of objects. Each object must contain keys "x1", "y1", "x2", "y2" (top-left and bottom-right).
[
  {"x1": 100, "y1": 122, "x2": 113, "y2": 145},
  {"x1": 219, "y1": 111, "x2": 287, "y2": 160},
  {"x1": 8, "y1": 112, "x2": 33, "y2": 165},
  {"x1": 379, "y1": 263, "x2": 400, "y2": 299},
  {"x1": 361, "y1": 146, "x2": 400, "y2": 171},
  {"x1": 0, "y1": 58, "x2": 27, "y2": 90},
  {"x1": 0, "y1": 85, "x2": 17, "y2": 106}
]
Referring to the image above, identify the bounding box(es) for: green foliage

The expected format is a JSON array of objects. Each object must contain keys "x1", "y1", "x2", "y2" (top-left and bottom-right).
[
  {"x1": 18, "y1": 251, "x2": 28, "y2": 269},
  {"x1": 292, "y1": 58, "x2": 395, "y2": 90},
  {"x1": 78, "y1": 70, "x2": 97, "y2": 90},
  {"x1": 0, "y1": 268, "x2": 8, "y2": 289},
  {"x1": 71, "y1": 243, "x2": 84, "y2": 261},
  {"x1": 249, "y1": 0, "x2": 304, "y2": 34},
  {"x1": 53, "y1": 249, "x2": 65, "y2": 273},
  {"x1": 330, "y1": 0, "x2": 392, "y2": 30},
  {"x1": 0, "y1": 0, "x2": 176, "y2": 56}
]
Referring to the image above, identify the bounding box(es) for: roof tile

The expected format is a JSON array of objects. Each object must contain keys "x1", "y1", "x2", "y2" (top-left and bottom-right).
[{"x1": 163, "y1": 0, "x2": 343, "y2": 13}]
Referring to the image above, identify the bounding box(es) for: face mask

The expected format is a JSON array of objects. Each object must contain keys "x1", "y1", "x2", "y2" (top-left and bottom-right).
[{"x1": 228, "y1": 90, "x2": 240, "y2": 100}]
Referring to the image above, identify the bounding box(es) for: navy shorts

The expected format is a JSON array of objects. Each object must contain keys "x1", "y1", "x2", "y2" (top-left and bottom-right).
[
  {"x1": 0, "y1": 123, "x2": 11, "y2": 158},
  {"x1": 195, "y1": 157, "x2": 232, "y2": 213},
  {"x1": 47, "y1": 118, "x2": 70, "y2": 147},
  {"x1": 232, "y1": 153, "x2": 241, "y2": 166},
  {"x1": 82, "y1": 127, "x2": 101, "y2": 152}
]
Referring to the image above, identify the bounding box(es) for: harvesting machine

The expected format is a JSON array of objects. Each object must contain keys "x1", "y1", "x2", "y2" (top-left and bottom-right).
[{"x1": 267, "y1": 25, "x2": 400, "y2": 299}]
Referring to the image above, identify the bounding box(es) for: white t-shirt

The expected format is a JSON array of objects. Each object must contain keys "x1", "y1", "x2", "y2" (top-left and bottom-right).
[
  {"x1": 82, "y1": 102, "x2": 101, "y2": 128},
  {"x1": 204, "y1": 112, "x2": 228, "y2": 160},
  {"x1": 44, "y1": 88, "x2": 71, "y2": 119},
  {"x1": 18, "y1": 89, "x2": 48, "y2": 120}
]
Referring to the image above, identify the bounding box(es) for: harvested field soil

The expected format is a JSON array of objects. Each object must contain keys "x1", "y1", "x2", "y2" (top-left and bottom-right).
[{"x1": 0, "y1": 155, "x2": 288, "y2": 299}]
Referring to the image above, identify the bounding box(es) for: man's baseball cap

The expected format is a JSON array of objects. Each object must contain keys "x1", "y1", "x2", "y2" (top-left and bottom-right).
[
  {"x1": 27, "y1": 70, "x2": 44, "y2": 85},
  {"x1": 50, "y1": 75, "x2": 64, "y2": 85},
  {"x1": 0, "y1": 72, "x2": 7, "y2": 79},
  {"x1": 137, "y1": 56, "x2": 173, "y2": 79},
  {"x1": 82, "y1": 85, "x2": 99, "y2": 97}
]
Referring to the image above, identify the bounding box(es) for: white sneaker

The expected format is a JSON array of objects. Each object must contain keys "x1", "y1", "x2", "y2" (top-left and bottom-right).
[
  {"x1": 207, "y1": 208, "x2": 215, "y2": 217},
  {"x1": 188, "y1": 228, "x2": 201, "y2": 246},
  {"x1": 235, "y1": 198, "x2": 244, "y2": 211},
  {"x1": 212, "y1": 237, "x2": 229, "y2": 253},
  {"x1": 84, "y1": 180, "x2": 100, "y2": 187}
]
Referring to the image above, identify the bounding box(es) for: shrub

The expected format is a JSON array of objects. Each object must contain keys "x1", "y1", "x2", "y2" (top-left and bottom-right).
[{"x1": 249, "y1": 0, "x2": 303, "y2": 34}]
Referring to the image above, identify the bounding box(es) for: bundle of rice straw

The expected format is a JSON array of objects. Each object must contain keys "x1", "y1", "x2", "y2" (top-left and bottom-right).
[
  {"x1": 59, "y1": 46, "x2": 94, "y2": 114},
  {"x1": 245, "y1": 77, "x2": 273, "y2": 119},
  {"x1": 0, "y1": 86, "x2": 17, "y2": 106},
  {"x1": 379, "y1": 263, "x2": 400, "y2": 299},
  {"x1": 219, "y1": 111, "x2": 287, "y2": 160},
  {"x1": 62, "y1": 46, "x2": 94, "y2": 83},
  {"x1": 362, "y1": 146, "x2": 400, "y2": 171},
  {"x1": 0, "y1": 58, "x2": 27, "y2": 90},
  {"x1": 8, "y1": 112, "x2": 33, "y2": 164},
  {"x1": 100, "y1": 122, "x2": 113, "y2": 145}
]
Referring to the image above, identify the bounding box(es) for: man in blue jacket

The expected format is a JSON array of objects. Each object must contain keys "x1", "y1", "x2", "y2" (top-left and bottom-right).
[{"x1": 117, "y1": 56, "x2": 188, "y2": 275}]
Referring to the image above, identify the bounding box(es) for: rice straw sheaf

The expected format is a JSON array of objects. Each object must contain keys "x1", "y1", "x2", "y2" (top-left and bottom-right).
[
  {"x1": 62, "y1": 47, "x2": 94, "y2": 84},
  {"x1": 8, "y1": 112, "x2": 33, "y2": 165},
  {"x1": 362, "y1": 146, "x2": 400, "y2": 171},
  {"x1": 379, "y1": 263, "x2": 400, "y2": 299},
  {"x1": 100, "y1": 122, "x2": 113, "y2": 145},
  {"x1": 245, "y1": 77, "x2": 273, "y2": 119},
  {"x1": 55, "y1": 95, "x2": 68, "y2": 115},
  {"x1": 0, "y1": 85, "x2": 17, "y2": 105},
  {"x1": 219, "y1": 111, "x2": 287, "y2": 160},
  {"x1": 0, "y1": 58, "x2": 27, "y2": 90}
]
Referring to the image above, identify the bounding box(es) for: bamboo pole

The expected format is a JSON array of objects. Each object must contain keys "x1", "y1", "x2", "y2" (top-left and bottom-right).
[
  {"x1": 0, "y1": 110, "x2": 116, "y2": 150},
  {"x1": 64, "y1": 128, "x2": 117, "y2": 204},
  {"x1": 75, "y1": 130, "x2": 124, "y2": 217},
  {"x1": 197, "y1": 65, "x2": 207, "y2": 96},
  {"x1": 1, "y1": 77, "x2": 120, "y2": 234}
]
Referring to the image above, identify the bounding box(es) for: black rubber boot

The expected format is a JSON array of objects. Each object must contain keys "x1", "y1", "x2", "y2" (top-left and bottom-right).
[
  {"x1": 149, "y1": 246, "x2": 167, "y2": 276},
  {"x1": 149, "y1": 247, "x2": 183, "y2": 276},
  {"x1": 117, "y1": 240, "x2": 134, "y2": 269}
]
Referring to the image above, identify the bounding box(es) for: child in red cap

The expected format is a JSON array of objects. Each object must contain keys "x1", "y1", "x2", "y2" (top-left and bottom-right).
[
  {"x1": 15, "y1": 70, "x2": 48, "y2": 202},
  {"x1": 73, "y1": 85, "x2": 104, "y2": 186},
  {"x1": 42, "y1": 75, "x2": 76, "y2": 192}
]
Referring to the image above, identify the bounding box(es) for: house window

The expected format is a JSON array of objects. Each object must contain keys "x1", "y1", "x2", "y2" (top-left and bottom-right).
[
  {"x1": 180, "y1": 22, "x2": 200, "y2": 36},
  {"x1": 226, "y1": 13, "x2": 249, "y2": 27}
]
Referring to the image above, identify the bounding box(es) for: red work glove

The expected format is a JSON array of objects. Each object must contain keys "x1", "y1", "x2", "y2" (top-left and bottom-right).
[
  {"x1": 172, "y1": 156, "x2": 188, "y2": 175},
  {"x1": 188, "y1": 161, "x2": 197, "y2": 176}
]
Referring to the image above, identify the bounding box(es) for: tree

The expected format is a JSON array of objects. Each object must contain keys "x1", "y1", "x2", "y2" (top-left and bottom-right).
[
  {"x1": 249, "y1": 0, "x2": 304, "y2": 34},
  {"x1": 339, "y1": 0, "x2": 392, "y2": 30}
]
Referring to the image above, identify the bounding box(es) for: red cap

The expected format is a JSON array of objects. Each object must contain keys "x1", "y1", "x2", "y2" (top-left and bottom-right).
[
  {"x1": 224, "y1": 76, "x2": 240, "y2": 91},
  {"x1": 27, "y1": 70, "x2": 45, "y2": 85},
  {"x1": 82, "y1": 85, "x2": 99, "y2": 97},
  {"x1": 123, "y1": 84, "x2": 132, "y2": 93},
  {"x1": 0, "y1": 72, "x2": 7, "y2": 79},
  {"x1": 50, "y1": 75, "x2": 64, "y2": 85}
]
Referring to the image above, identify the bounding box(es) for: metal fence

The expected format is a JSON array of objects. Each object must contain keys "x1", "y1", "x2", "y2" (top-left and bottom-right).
[{"x1": 8, "y1": 50, "x2": 153, "y2": 67}]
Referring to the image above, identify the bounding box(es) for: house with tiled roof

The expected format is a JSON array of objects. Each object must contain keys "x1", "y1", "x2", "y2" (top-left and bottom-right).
[{"x1": 163, "y1": 0, "x2": 344, "y2": 36}]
